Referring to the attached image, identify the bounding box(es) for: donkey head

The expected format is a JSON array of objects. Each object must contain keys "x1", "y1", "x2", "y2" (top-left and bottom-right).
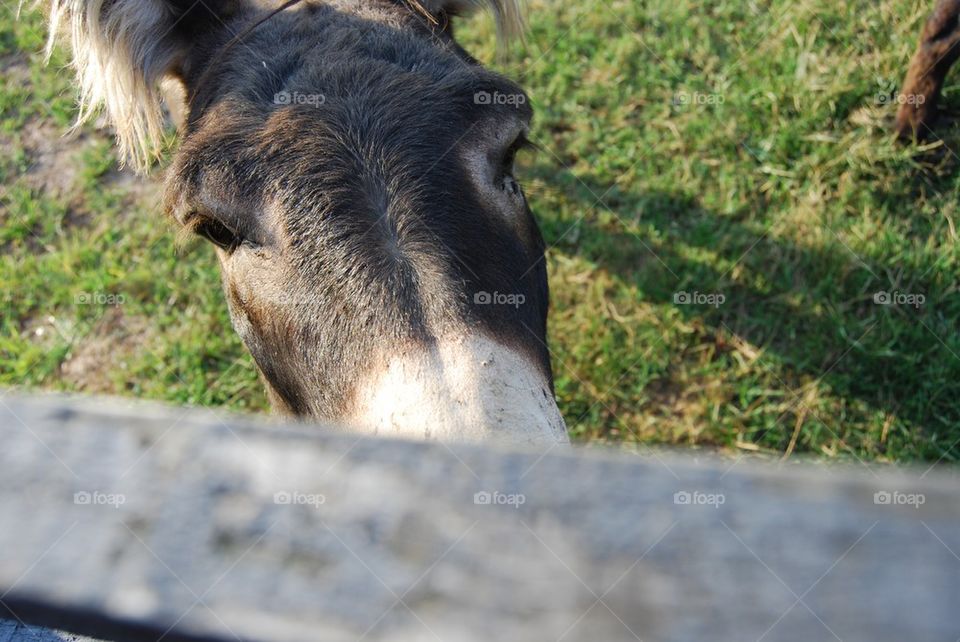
[{"x1": 45, "y1": 0, "x2": 568, "y2": 446}]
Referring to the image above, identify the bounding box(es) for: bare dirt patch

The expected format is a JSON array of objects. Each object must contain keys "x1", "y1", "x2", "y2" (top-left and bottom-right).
[
  {"x1": 18, "y1": 120, "x2": 94, "y2": 198},
  {"x1": 2, "y1": 52, "x2": 162, "y2": 224},
  {"x1": 59, "y1": 308, "x2": 153, "y2": 393}
]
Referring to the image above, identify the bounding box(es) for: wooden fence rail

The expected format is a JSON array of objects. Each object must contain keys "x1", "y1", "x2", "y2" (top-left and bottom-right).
[{"x1": 0, "y1": 392, "x2": 958, "y2": 641}]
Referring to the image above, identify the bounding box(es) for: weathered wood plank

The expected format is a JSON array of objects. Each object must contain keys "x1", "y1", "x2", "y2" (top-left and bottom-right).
[{"x1": 0, "y1": 392, "x2": 958, "y2": 642}]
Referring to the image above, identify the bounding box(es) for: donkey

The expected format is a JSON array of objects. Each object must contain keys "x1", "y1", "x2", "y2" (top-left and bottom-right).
[{"x1": 42, "y1": 0, "x2": 569, "y2": 446}]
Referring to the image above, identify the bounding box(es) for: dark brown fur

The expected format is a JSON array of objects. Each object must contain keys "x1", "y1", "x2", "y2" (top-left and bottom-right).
[{"x1": 896, "y1": 0, "x2": 960, "y2": 139}]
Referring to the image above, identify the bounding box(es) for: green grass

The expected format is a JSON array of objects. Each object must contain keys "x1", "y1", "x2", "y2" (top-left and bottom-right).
[{"x1": 2, "y1": 0, "x2": 959, "y2": 464}]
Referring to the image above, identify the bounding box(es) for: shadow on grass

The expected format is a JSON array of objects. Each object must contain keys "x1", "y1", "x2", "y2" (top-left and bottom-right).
[{"x1": 533, "y1": 159, "x2": 960, "y2": 462}]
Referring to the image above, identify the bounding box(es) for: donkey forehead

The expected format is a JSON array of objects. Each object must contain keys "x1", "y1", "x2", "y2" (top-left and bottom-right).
[
  {"x1": 183, "y1": 3, "x2": 533, "y2": 132},
  {"x1": 168, "y1": 92, "x2": 528, "y2": 223},
  {"x1": 169, "y1": 7, "x2": 534, "y2": 208},
  {"x1": 171, "y1": 77, "x2": 532, "y2": 227}
]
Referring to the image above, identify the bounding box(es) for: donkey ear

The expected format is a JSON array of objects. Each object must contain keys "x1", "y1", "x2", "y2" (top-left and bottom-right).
[
  {"x1": 44, "y1": 0, "x2": 237, "y2": 172},
  {"x1": 414, "y1": 0, "x2": 524, "y2": 41}
]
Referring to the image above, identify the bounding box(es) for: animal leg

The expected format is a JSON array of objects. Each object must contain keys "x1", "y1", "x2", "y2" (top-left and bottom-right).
[{"x1": 895, "y1": 0, "x2": 960, "y2": 139}]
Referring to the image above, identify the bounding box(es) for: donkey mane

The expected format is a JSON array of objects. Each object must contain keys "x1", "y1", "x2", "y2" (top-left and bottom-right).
[{"x1": 40, "y1": 0, "x2": 523, "y2": 172}]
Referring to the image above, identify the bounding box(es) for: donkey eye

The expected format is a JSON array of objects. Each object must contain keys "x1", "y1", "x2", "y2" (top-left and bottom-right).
[
  {"x1": 501, "y1": 134, "x2": 532, "y2": 173},
  {"x1": 497, "y1": 133, "x2": 534, "y2": 193},
  {"x1": 194, "y1": 218, "x2": 241, "y2": 251},
  {"x1": 502, "y1": 175, "x2": 522, "y2": 196}
]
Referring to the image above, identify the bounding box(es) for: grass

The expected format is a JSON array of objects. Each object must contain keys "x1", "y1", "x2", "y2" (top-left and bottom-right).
[{"x1": 2, "y1": 0, "x2": 959, "y2": 464}]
